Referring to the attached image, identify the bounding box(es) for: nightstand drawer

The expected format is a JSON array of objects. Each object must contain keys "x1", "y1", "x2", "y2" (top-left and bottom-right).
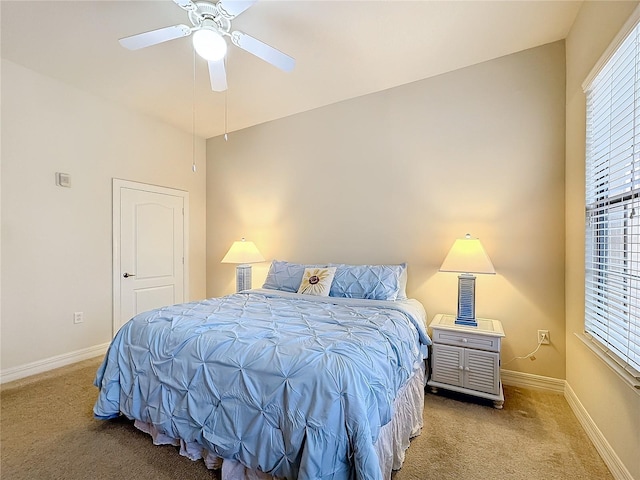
[{"x1": 431, "y1": 329, "x2": 501, "y2": 352}]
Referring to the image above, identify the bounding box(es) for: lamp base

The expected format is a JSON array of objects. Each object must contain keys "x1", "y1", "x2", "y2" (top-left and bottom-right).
[
  {"x1": 236, "y1": 264, "x2": 252, "y2": 292},
  {"x1": 455, "y1": 274, "x2": 477, "y2": 327},
  {"x1": 455, "y1": 317, "x2": 479, "y2": 327}
]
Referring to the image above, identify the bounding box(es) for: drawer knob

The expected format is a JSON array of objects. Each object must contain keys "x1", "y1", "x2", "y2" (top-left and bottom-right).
[{"x1": 461, "y1": 338, "x2": 468, "y2": 343}]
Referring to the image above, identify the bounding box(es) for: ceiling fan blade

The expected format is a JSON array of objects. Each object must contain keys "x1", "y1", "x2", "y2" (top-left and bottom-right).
[
  {"x1": 230, "y1": 31, "x2": 295, "y2": 72},
  {"x1": 208, "y1": 59, "x2": 228, "y2": 92},
  {"x1": 217, "y1": 0, "x2": 258, "y2": 19},
  {"x1": 172, "y1": 0, "x2": 198, "y2": 12},
  {"x1": 119, "y1": 24, "x2": 192, "y2": 50}
]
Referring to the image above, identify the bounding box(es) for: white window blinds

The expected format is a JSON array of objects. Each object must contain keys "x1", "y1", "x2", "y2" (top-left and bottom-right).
[{"x1": 585, "y1": 20, "x2": 640, "y2": 380}]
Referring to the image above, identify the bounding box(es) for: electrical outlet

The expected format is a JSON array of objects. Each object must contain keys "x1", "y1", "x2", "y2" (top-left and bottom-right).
[
  {"x1": 538, "y1": 329, "x2": 550, "y2": 345},
  {"x1": 74, "y1": 312, "x2": 84, "y2": 324}
]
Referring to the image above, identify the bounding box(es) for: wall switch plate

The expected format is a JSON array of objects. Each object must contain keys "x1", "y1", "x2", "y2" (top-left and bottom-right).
[
  {"x1": 73, "y1": 312, "x2": 84, "y2": 324},
  {"x1": 538, "y1": 329, "x2": 550, "y2": 345},
  {"x1": 56, "y1": 172, "x2": 71, "y2": 188}
]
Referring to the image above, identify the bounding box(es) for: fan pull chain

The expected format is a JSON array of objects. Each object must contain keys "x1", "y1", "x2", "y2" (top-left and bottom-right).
[
  {"x1": 224, "y1": 85, "x2": 229, "y2": 142},
  {"x1": 191, "y1": 49, "x2": 197, "y2": 173}
]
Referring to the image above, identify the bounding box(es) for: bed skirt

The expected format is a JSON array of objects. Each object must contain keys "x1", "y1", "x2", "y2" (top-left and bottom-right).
[{"x1": 133, "y1": 362, "x2": 426, "y2": 479}]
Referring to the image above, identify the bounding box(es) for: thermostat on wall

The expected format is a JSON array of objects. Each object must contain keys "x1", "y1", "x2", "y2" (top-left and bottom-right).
[{"x1": 55, "y1": 172, "x2": 71, "y2": 188}]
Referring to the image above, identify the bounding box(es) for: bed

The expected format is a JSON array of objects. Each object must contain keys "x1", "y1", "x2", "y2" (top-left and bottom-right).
[{"x1": 94, "y1": 261, "x2": 431, "y2": 479}]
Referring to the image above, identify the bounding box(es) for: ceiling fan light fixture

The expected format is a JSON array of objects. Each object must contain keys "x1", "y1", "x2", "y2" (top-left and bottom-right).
[{"x1": 192, "y1": 27, "x2": 227, "y2": 61}]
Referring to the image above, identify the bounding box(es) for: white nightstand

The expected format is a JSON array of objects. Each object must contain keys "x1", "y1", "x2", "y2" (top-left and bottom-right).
[{"x1": 427, "y1": 313, "x2": 505, "y2": 409}]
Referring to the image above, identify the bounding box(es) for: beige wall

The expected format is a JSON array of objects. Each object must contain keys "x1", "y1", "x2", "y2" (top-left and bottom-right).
[
  {"x1": 565, "y1": 3, "x2": 640, "y2": 479},
  {"x1": 1, "y1": 59, "x2": 207, "y2": 372},
  {"x1": 207, "y1": 42, "x2": 567, "y2": 379}
]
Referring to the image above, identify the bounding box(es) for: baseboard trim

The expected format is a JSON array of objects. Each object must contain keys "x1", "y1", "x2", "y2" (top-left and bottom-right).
[
  {"x1": 0, "y1": 342, "x2": 110, "y2": 385},
  {"x1": 564, "y1": 383, "x2": 634, "y2": 480},
  {"x1": 500, "y1": 369, "x2": 566, "y2": 393}
]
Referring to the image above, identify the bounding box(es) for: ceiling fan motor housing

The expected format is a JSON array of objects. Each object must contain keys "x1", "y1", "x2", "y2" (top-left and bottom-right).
[{"x1": 189, "y1": 1, "x2": 231, "y2": 35}]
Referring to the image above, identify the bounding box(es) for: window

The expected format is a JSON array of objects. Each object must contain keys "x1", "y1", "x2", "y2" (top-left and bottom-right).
[{"x1": 585, "y1": 19, "x2": 640, "y2": 383}]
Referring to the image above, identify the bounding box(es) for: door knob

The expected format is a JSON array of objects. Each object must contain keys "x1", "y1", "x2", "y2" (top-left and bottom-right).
[{"x1": 123, "y1": 272, "x2": 136, "y2": 278}]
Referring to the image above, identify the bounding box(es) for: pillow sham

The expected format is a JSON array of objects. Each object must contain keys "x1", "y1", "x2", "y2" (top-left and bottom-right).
[
  {"x1": 297, "y1": 267, "x2": 337, "y2": 297},
  {"x1": 396, "y1": 266, "x2": 408, "y2": 300},
  {"x1": 262, "y1": 260, "x2": 327, "y2": 293},
  {"x1": 329, "y1": 263, "x2": 408, "y2": 301}
]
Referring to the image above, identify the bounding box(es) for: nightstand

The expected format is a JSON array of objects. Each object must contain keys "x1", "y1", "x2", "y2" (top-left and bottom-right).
[{"x1": 427, "y1": 313, "x2": 505, "y2": 409}]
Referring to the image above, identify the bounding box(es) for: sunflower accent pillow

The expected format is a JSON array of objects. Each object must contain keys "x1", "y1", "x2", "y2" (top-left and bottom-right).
[{"x1": 297, "y1": 267, "x2": 337, "y2": 296}]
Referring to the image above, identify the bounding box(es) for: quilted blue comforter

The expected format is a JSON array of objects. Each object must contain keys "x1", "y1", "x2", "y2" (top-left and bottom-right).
[{"x1": 94, "y1": 289, "x2": 430, "y2": 480}]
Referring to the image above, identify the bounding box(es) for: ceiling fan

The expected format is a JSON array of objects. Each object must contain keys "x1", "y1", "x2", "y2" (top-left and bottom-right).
[{"x1": 119, "y1": 0, "x2": 295, "y2": 92}]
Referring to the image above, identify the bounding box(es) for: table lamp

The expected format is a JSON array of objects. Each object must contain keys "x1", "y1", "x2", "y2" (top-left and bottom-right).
[
  {"x1": 221, "y1": 238, "x2": 265, "y2": 292},
  {"x1": 439, "y1": 233, "x2": 495, "y2": 326}
]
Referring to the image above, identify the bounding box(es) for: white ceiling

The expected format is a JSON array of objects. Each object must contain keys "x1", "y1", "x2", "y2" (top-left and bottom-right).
[{"x1": 1, "y1": 0, "x2": 582, "y2": 139}]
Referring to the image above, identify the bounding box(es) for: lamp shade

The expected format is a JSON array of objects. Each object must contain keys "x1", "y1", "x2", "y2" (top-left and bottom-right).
[
  {"x1": 221, "y1": 238, "x2": 265, "y2": 265},
  {"x1": 439, "y1": 234, "x2": 495, "y2": 275}
]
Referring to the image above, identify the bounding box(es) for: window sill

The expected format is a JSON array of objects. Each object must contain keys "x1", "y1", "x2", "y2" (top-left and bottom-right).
[{"x1": 575, "y1": 333, "x2": 640, "y2": 391}]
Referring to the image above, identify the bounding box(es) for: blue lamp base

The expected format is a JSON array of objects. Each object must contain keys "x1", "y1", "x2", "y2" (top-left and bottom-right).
[
  {"x1": 236, "y1": 264, "x2": 252, "y2": 292},
  {"x1": 455, "y1": 274, "x2": 478, "y2": 327}
]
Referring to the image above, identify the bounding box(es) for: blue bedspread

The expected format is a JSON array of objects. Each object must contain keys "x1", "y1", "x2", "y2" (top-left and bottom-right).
[{"x1": 94, "y1": 290, "x2": 430, "y2": 480}]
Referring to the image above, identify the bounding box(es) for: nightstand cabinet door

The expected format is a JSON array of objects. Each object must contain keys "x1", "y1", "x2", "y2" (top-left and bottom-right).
[
  {"x1": 465, "y1": 348, "x2": 500, "y2": 395},
  {"x1": 431, "y1": 344, "x2": 464, "y2": 387},
  {"x1": 431, "y1": 344, "x2": 500, "y2": 396}
]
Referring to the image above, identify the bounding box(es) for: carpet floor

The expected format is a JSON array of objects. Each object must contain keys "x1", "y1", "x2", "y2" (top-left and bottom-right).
[{"x1": 0, "y1": 357, "x2": 613, "y2": 479}]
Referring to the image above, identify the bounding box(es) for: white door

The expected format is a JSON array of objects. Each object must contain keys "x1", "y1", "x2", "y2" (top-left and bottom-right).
[{"x1": 113, "y1": 180, "x2": 189, "y2": 334}]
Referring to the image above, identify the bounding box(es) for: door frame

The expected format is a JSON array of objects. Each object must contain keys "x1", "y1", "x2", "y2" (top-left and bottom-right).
[{"x1": 112, "y1": 179, "x2": 190, "y2": 337}]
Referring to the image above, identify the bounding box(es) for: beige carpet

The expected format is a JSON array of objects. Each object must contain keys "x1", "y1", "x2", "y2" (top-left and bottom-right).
[{"x1": 1, "y1": 357, "x2": 613, "y2": 480}]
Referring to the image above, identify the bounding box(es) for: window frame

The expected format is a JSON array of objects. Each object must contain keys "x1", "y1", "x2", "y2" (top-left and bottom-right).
[{"x1": 582, "y1": 6, "x2": 640, "y2": 390}]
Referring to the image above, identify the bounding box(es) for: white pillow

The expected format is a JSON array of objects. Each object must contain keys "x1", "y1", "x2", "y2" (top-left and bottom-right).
[{"x1": 297, "y1": 267, "x2": 337, "y2": 297}]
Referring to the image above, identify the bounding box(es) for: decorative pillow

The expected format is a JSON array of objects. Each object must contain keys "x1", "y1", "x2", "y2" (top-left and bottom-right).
[
  {"x1": 297, "y1": 267, "x2": 337, "y2": 296},
  {"x1": 329, "y1": 263, "x2": 408, "y2": 301},
  {"x1": 262, "y1": 260, "x2": 327, "y2": 293}
]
